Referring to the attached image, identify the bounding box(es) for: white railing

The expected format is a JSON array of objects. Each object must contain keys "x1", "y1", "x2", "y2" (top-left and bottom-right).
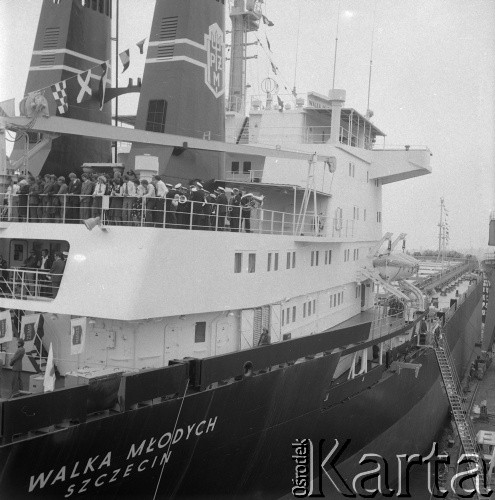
[
  {"x1": 370, "y1": 312, "x2": 407, "y2": 340},
  {"x1": 224, "y1": 170, "x2": 264, "y2": 182},
  {"x1": 0, "y1": 193, "x2": 362, "y2": 238},
  {"x1": 0, "y1": 267, "x2": 57, "y2": 301}
]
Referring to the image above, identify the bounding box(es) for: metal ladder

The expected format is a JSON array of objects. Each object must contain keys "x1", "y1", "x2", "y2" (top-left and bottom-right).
[{"x1": 434, "y1": 331, "x2": 486, "y2": 497}]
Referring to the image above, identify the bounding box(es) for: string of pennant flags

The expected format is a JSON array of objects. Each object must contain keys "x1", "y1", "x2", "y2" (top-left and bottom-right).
[{"x1": 31, "y1": 37, "x2": 147, "y2": 116}]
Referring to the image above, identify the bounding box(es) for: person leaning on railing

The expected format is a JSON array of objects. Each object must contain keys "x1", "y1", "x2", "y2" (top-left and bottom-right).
[
  {"x1": 49, "y1": 251, "x2": 66, "y2": 298},
  {"x1": 91, "y1": 176, "x2": 107, "y2": 218},
  {"x1": 17, "y1": 177, "x2": 29, "y2": 222},
  {"x1": 29, "y1": 177, "x2": 42, "y2": 223},
  {"x1": 141, "y1": 179, "x2": 155, "y2": 227},
  {"x1": 215, "y1": 186, "x2": 228, "y2": 231},
  {"x1": 79, "y1": 173, "x2": 94, "y2": 221},
  {"x1": 54, "y1": 176, "x2": 68, "y2": 223},
  {"x1": 109, "y1": 178, "x2": 124, "y2": 225},
  {"x1": 67, "y1": 172, "x2": 82, "y2": 223}
]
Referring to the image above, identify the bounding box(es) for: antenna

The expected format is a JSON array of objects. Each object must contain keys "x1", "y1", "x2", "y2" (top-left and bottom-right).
[
  {"x1": 366, "y1": 0, "x2": 378, "y2": 116},
  {"x1": 331, "y1": 0, "x2": 341, "y2": 90},
  {"x1": 292, "y1": 2, "x2": 302, "y2": 95}
]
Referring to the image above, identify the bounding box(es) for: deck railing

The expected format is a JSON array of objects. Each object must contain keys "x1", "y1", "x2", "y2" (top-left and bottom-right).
[
  {"x1": 0, "y1": 193, "x2": 359, "y2": 238},
  {"x1": 0, "y1": 267, "x2": 57, "y2": 300}
]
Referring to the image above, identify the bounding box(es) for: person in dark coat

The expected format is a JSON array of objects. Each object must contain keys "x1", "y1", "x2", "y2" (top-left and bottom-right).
[
  {"x1": 10, "y1": 338, "x2": 25, "y2": 397},
  {"x1": 67, "y1": 173, "x2": 82, "y2": 223},
  {"x1": 38, "y1": 249, "x2": 53, "y2": 297},
  {"x1": 50, "y1": 251, "x2": 66, "y2": 298},
  {"x1": 216, "y1": 187, "x2": 228, "y2": 231},
  {"x1": 28, "y1": 177, "x2": 41, "y2": 223},
  {"x1": 228, "y1": 188, "x2": 241, "y2": 231}
]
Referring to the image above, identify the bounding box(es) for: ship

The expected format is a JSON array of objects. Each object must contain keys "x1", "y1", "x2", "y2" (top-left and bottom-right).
[{"x1": 0, "y1": 1, "x2": 485, "y2": 498}]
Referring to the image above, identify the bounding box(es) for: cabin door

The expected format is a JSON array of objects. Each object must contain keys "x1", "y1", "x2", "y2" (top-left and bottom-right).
[
  {"x1": 9, "y1": 240, "x2": 27, "y2": 267},
  {"x1": 215, "y1": 319, "x2": 234, "y2": 355},
  {"x1": 164, "y1": 324, "x2": 182, "y2": 361}
]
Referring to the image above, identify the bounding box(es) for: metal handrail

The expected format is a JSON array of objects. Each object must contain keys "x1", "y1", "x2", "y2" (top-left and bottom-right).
[
  {"x1": 0, "y1": 193, "x2": 366, "y2": 238},
  {"x1": 0, "y1": 267, "x2": 54, "y2": 300}
]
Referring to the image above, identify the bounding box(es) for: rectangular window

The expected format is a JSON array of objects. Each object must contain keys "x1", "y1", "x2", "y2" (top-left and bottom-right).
[
  {"x1": 286, "y1": 307, "x2": 290, "y2": 324},
  {"x1": 303, "y1": 303, "x2": 306, "y2": 317},
  {"x1": 349, "y1": 163, "x2": 352, "y2": 176},
  {"x1": 145, "y1": 99, "x2": 167, "y2": 133},
  {"x1": 195, "y1": 322, "x2": 206, "y2": 343},
  {"x1": 243, "y1": 161, "x2": 252, "y2": 174},
  {"x1": 231, "y1": 161, "x2": 239, "y2": 173},
  {"x1": 98, "y1": 0, "x2": 104, "y2": 12},
  {"x1": 283, "y1": 333, "x2": 291, "y2": 341},
  {"x1": 105, "y1": 0, "x2": 110, "y2": 15},
  {"x1": 292, "y1": 306, "x2": 296, "y2": 322},
  {"x1": 248, "y1": 253, "x2": 256, "y2": 273},
  {"x1": 308, "y1": 301, "x2": 312, "y2": 316},
  {"x1": 292, "y1": 251, "x2": 296, "y2": 268},
  {"x1": 338, "y1": 293, "x2": 341, "y2": 306},
  {"x1": 315, "y1": 251, "x2": 319, "y2": 266},
  {"x1": 92, "y1": 0, "x2": 97, "y2": 10},
  {"x1": 281, "y1": 309, "x2": 285, "y2": 326},
  {"x1": 274, "y1": 253, "x2": 279, "y2": 271},
  {"x1": 357, "y1": 249, "x2": 359, "y2": 260},
  {"x1": 287, "y1": 252, "x2": 291, "y2": 269},
  {"x1": 313, "y1": 299, "x2": 316, "y2": 313},
  {"x1": 367, "y1": 171, "x2": 369, "y2": 182},
  {"x1": 311, "y1": 251, "x2": 314, "y2": 266},
  {"x1": 234, "y1": 253, "x2": 242, "y2": 273},
  {"x1": 328, "y1": 250, "x2": 332, "y2": 264},
  {"x1": 267, "y1": 252, "x2": 272, "y2": 272},
  {"x1": 324, "y1": 251, "x2": 328, "y2": 265}
]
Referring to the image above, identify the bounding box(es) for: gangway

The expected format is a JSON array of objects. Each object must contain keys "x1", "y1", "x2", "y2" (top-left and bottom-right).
[
  {"x1": 434, "y1": 330, "x2": 486, "y2": 498},
  {"x1": 357, "y1": 267, "x2": 410, "y2": 301}
]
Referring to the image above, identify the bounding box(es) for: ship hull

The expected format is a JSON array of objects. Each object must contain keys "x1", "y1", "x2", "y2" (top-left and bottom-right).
[{"x1": 0, "y1": 283, "x2": 482, "y2": 499}]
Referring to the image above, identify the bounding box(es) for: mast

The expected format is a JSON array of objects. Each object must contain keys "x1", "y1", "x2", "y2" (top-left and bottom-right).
[
  {"x1": 331, "y1": 0, "x2": 341, "y2": 90},
  {"x1": 228, "y1": 0, "x2": 262, "y2": 114},
  {"x1": 114, "y1": 0, "x2": 119, "y2": 162}
]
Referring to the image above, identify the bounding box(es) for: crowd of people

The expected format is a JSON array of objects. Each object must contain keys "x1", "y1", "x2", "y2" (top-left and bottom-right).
[
  {"x1": 2, "y1": 172, "x2": 264, "y2": 232},
  {"x1": 0, "y1": 249, "x2": 66, "y2": 299}
]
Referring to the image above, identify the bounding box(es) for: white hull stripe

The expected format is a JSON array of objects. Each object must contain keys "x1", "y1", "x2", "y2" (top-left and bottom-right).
[
  {"x1": 145, "y1": 56, "x2": 206, "y2": 69},
  {"x1": 32, "y1": 49, "x2": 105, "y2": 65},
  {"x1": 148, "y1": 38, "x2": 205, "y2": 51},
  {"x1": 29, "y1": 65, "x2": 110, "y2": 80}
]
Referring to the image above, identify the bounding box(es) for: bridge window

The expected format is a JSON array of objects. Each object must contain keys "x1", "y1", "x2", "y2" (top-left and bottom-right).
[
  {"x1": 195, "y1": 322, "x2": 206, "y2": 343},
  {"x1": 234, "y1": 253, "x2": 242, "y2": 273},
  {"x1": 98, "y1": 0, "x2": 104, "y2": 13},
  {"x1": 145, "y1": 100, "x2": 167, "y2": 133},
  {"x1": 248, "y1": 253, "x2": 256, "y2": 273},
  {"x1": 243, "y1": 161, "x2": 252, "y2": 174},
  {"x1": 231, "y1": 161, "x2": 239, "y2": 173}
]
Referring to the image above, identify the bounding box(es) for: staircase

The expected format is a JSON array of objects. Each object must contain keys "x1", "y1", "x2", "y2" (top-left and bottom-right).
[
  {"x1": 434, "y1": 332, "x2": 486, "y2": 497},
  {"x1": 236, "y1": 117, "x2": 250, "y2": 144}
]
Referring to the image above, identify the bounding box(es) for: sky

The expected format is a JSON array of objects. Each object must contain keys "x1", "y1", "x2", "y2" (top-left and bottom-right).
[{"x1": 0, "y1": 0, "x2": 494, "y2": 253}]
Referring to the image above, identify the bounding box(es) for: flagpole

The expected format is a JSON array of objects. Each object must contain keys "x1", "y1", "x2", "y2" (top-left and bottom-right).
[{"x1": 114, "y1": 0, "x2": 119, "y2": 162}]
